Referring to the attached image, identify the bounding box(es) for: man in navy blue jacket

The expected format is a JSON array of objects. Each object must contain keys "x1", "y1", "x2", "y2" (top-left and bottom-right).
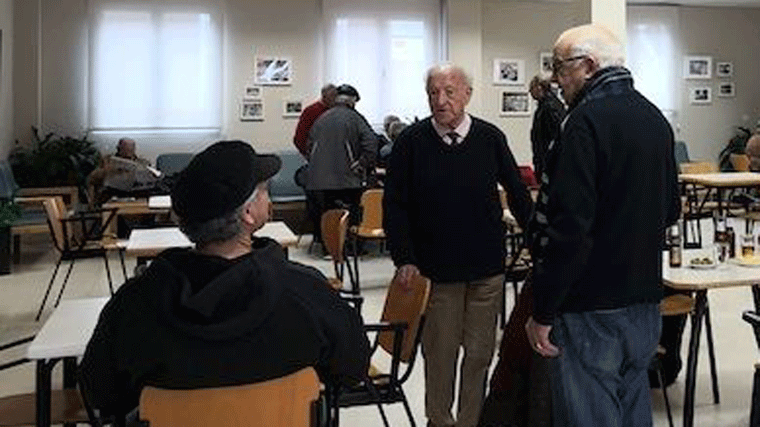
[{"x1": 525, "y1": 24, "x2": 680, "y2": 426}]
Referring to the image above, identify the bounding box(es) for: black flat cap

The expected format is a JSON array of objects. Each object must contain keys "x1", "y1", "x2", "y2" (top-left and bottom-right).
[
  {"x1": 336, "y1": 84, "x2": 360, "y2": 101},
  {"x1": 172, "y1": 140, "x2": 281, "y2": 223}
]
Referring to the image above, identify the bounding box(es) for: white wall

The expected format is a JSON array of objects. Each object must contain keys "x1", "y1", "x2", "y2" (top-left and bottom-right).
[
  {"x1": 0, "y1": 0, "x2": 13, "y2": 159},
  {"x1": 9, "y1": 0, "x2": 760, "y2": 166}
]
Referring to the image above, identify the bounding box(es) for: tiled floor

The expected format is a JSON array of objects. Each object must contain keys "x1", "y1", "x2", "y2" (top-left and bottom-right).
[{"x1": 0, "y1": 230, "x2": 757, "y2": 426}]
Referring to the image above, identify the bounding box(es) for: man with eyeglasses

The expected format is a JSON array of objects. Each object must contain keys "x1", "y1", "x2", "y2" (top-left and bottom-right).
[{"x1": 525, "y1": 24, "x2": 680, "y2": 426}]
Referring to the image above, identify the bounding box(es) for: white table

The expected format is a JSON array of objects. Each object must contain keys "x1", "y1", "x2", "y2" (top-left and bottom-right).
[
  {"x1": 147, "y1": 195, "x2": 172, "y2": 209},
  {"x1": 663, "y1": 256, "x2": 760, "y2": 427},
  {"x1": 125, "y1": 221, "x2": 298, "y2": 260},
  {"x1": 26, "y1": 297, "x2": 109, "y2": 427}
]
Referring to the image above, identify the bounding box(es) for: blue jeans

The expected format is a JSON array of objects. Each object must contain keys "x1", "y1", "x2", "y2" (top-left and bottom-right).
[{"x1": 549, "y1": 303, "x2": 661, "y2": 427}]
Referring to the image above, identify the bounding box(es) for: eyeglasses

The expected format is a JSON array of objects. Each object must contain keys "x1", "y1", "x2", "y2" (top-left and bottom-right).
[{"x1": 551, "y1": 55, "x2": 587, "y2": 73}]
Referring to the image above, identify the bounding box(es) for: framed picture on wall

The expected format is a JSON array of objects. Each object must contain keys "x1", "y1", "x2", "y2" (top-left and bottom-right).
[
  {"x1": 718, "y1": 82, "x2": 735, "y2": 97},
  {"x1": 689, "y1": 87, "x2": 712, "y2": 104},
  {"x1": 283, "y1": 100, "x2": 303, "y2": 118},
  {"x1": 716, "y1": 62, "x2": 733, "y2": 78},
  {"x1": 684, "y1": 56, "x2": 712, "y2": 79},
  {"x1": 539, "y1": 52, "x2": 553, "y2": 76},
  {"x1": 493, "y1": 58, "x2": 525, "y2": 85},
  {"x1": 254, "y1": 56, "x2": 292, "y2": 86},
  {"x1": 499, "y1": 91, "x2": 530, "y2": 116},
  {"x1": 240, "y1": 100, "x2": 264, "y2": 121},
  {"x1": 244, "y1": 85, "x2": 262, "y2": 99}
]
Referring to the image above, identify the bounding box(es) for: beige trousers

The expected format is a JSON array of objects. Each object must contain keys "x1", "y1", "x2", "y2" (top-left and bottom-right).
[{"x1": 422, "y1": 274, "x2": 504, "y2": 427}]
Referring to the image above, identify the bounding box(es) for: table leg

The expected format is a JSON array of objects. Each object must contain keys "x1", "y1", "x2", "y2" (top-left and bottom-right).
[
  {"x1": 704, "y1": 302, "x2": 720, "y2": 404},
  {"x1": 752, "y1": 285, "x2": 760, "y2": 312},
  {"x1": 35, "y1": 359, "x2": 54, "y2": 427},
  {"x1": 683, "y1": 290, "x2": 707, "y2": 427},
  {"x1": 63, "y1": 357, "x2": 77, "y2": 427}
]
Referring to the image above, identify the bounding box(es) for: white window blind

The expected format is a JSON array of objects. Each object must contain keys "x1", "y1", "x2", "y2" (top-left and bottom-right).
[
  {"x1": 89, "y1": 0, "x2": 222, "y2": 131},
  {"x1": 323, "y1": 0, "x2": 442, "y2": 126},
  {"x1": 627, "y1": 5, "x2": 679, "y2": 124}
]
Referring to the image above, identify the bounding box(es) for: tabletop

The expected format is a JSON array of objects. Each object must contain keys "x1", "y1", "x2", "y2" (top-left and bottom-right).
[
  {"x1": 663, "y1": 255, "x2": 760, "y2": 290},
  {"x1": 148, "y1": 195, "x2": 172, "y2": 209},
  {"x1": 26, "y1": 297, "x2": 109, "y2": 360},
  {"x1": 679, "y1": 172, "x2": 760, "y2": 187}
]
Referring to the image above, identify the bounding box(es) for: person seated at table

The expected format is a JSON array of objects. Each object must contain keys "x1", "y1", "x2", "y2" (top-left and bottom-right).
[
  {"x1": 746, "y1": 133, "x2": 760, "y2": 171},
  {"x1": 87, "y1": 138, "x2": 157, "y2": 205},
  {"x1": 79, "y1": 140, "x2": 370, "y2": 420}
]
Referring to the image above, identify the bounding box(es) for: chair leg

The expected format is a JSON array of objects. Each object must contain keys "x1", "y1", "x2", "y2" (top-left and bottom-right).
[
  {"x1": 658, "y1": 360, "x2": 675, "y2": 427},
  {"x1": 399, "y1": 391, "x2": 417, "y2": 427},
  {"x1": 53, "y1": 260, "x2": 76, "y2": 309},
  {"x1": 751, "y1": 366, "x2": 760, "y2": 427},
  {"x1": 118, "y1": 249, "x2": 127, "y2": 283},
  {"x1": 351, "y1": 236, "x2": 360, "y2": 295},
  {"x1": 102, "y1": 252, "x2": 114, "y2": 295},
  {"x1": 36, "y1": 257, "x2": 63, "y2": 321}
]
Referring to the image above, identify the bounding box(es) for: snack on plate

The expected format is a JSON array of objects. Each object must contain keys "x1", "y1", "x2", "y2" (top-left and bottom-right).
[
  {"x1": 689, "y1": 257, "x2": 713, "y2": 265},
  {"x1": 740, "y1": 255, "x2": 760, "y2": 265}
]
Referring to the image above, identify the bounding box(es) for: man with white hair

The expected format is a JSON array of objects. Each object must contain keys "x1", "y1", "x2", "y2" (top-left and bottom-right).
[
  {"x1": 525, "y1": 24, "x2": 680, "y2": 426},
  {"x1": 384, "y1": 64, "x2": 532, "y2": 427}
]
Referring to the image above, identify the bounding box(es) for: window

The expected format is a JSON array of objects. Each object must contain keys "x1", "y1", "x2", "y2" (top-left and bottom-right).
[
  {"x1": 323, "y1": 0, "x2": 442, "y2": 126},
  {"x1": 89, "y1": 1, "x2": 222, "y2": 131}
]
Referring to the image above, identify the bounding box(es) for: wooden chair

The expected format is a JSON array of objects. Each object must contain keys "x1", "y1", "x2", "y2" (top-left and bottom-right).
[
  {"x1": 321, "y1": 209, "x2": 357, "y2": 291},
  {"x1": 330, "y1": 273, "x2": 431, "y2": 427},
  {"x1": 139, "y1": 367, "x2": 320, "y2": 427},
  {"x1": 679, "y1": 161, "x2": 718, "y2": 174},
  {"x1": 730, "y1": 153, "x2": 751, "y2": 172},
  {"x1": 348, "y1": 189, "x2": 385, "y2": 294},
  {"x1": 35, "y1": 197, "x2": 122, "y2": 321},
  {"x1": 742, "y1": 310, "x2": 760, "y2": 427}
]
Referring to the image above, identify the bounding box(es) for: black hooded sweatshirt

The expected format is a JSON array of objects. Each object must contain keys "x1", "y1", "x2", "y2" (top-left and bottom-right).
[{"x1": 79, "y1": 237, "x2": 370, "y2": 417}]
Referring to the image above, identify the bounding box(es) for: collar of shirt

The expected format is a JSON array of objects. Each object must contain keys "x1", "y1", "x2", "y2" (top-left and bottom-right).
[{"x1": 432, "y1": 114, "x2": 471, "y2": 145}]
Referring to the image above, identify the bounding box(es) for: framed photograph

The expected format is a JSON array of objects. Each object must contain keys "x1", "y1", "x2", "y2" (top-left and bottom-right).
[
  {"x1": 283, "y1": 100, "x2": 303, "y2": 118},
  {"x1": 493, "y1": 58, "x2": 525, "y2": 85},
  {"x1": 716, "y1": 62, "x2": 733, "y2": 78},
  {"x1": 499, "y1": 91, "x2": 531, "y2": 116},
  {"x1": 254, "y1": 56, "x2": 292, "y2": 86},
  {"x1": 539, "y1": 52, "x2": 553, "y2": 76},
  {"x1": 240, "y1": 100, "x2": 264, "y2": 121},
  {"x1": 718, "y1": 82, "x2": 735, "y2": 97},
  {"x1": 244, "y1": 85, "x2": 262, "y2": 99},
  {"x1": 684, "y1": 56, "x2": 712, "y2": 79},
  {"x1": 689, "y1": 87, "x2": 712, "y2": 105}
]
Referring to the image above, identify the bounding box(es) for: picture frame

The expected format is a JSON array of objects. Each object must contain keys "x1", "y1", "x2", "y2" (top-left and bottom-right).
[
  {"x1": 718, "y1": 82, "x2": 735, "y2": 97},
  {"x1": 254, "y1": 56, "x2": 292, "y2": 86},
  {"x1": 689, "y1": 87, "x2": 712, "y2": 105},
  {"x1": 716, "y1": 62, "x2": 733, "y2": 78},
  {"x1": 244, "y1": 85, "x2": 262, "y2": 99},
  {"x1": 539, "y1": 52, "x2": 553, "y2": 76},
  {"x1": 499, "y1": 91, "x2": 531, "y2": 116},
  {"x1": 493, "y1": 58, "x2": 525, "y2": 86},
  {"x1": 282, "y1": 100, "x2": 303, "y2": 118},
  {"x1": 684, "y1": 56, "x2": 712, "y2": 79},
  {"x1": 240, "y1": 100, "x2": 264, "y2": 121}
]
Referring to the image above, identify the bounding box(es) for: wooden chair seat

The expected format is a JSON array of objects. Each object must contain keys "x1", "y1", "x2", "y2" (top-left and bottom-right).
[
  {"x1": 659, "y1": 294, "x2": 695, "y2": 316},
  {"x1": 350, "y1": 226, "x2": 385, "y2": 238},
  {"x1": 0, "y1": 389, "x2": 88, "y2": 426}
]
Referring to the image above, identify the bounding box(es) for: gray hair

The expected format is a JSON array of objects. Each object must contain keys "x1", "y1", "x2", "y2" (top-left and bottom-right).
[
  {"x1": 179, "y1": 186, "x2": 259, "y2": 246},
  {"x1": 334, "y1": 94, "x2": 356, "y2": 106},
  {"x1": 565, "y1": 25, "x2": 625, "y2": 69},
  {"x1": 388, "y1": 121, "x2": 408, "y2": 141},
  {"x1": 425, "y1": 63, "x2": 473, "y2": 90}
]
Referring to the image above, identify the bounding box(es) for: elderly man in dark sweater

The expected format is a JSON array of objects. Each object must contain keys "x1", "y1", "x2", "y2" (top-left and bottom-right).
[
  {"x1": 525, "y1": 25, "x2": 680, "y2": 426},
  {"x1": 384, "y1": 64, "x2": 533, "y2": 427}
]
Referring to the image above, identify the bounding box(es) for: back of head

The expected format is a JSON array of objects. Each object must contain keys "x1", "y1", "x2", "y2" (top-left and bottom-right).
[
  {"x1": 383, "y1": 115, "x2": 401, "y2": 135},
  {"x1": 529, "y1": 75, "x2": 551, "y2": 99},
  {"x1": 556, "y1": 24, "x2": 625, "y2": 69},
  {"x1": 172, "y1": 140, "x2": 281, "y2": 245},
  {"x1": 388, "y1": 121, "x2": 408, "y2": 141},
  {"x1": 321, "y1": 84, "x2": 338, "y2": 106},
  {"x1": 335, "y1": 84, "x2": 360, "y2": 106},
  {"x1": 117, "y1": 138, "x2": 137, "y2": 159}
]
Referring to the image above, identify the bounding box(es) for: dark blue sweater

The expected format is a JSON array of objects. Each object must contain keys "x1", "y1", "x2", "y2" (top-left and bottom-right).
[{"x1": 383, "y1": 117, "x2": 533, "y2": 283}]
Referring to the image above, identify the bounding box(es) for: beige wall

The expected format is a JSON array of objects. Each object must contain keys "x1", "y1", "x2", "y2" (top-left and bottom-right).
[
  {"x1": 0, "y1": 0, "x2": 13, "y2": 158},
  {"x1": 8, "y1": 0, "x2": 760, "y2": 166}
]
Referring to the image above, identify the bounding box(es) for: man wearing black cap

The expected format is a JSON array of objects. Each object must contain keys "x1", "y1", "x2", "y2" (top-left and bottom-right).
[
  {"x1": 305, "y1": 84, "x2": 377, "y2": 251},
  {"x1": 79, "y1": 140, "x2": 370, "y2": 419}
]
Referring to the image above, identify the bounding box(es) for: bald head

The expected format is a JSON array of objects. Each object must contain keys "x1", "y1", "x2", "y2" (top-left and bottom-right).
[
  {"x1": 321, "y1": 84, "x2": 338, "y2": 107},
  {"x1": 746, "y1": 134, "x2": 760, "y2": 171},
  {"x1": 554, "y1": 24, "x2": 624, "y2": 70},
  {"x1": 116, "y1": 138, "x2": 137, "y2": 159}
]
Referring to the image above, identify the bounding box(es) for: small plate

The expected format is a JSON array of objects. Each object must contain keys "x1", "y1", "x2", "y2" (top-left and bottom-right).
[
  {"x1": 687, "y1": 262, "x2": 717, "y2": 269},
  {"x1": 730, "y1": 257, "x2": 760, "y2": 268}
]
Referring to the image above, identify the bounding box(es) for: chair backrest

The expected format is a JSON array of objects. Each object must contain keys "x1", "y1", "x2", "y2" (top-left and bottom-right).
[
  {"x1": 358, "y1": 189, "x2": 384, "y2": 231},
  {"x1": 321, "y1": 209, "x2": 349, "y2": 265},
  {"x1": 43, "y1": 197, "x2": 68, "y2": 252},
  {"x1": 730, "y1": 153, "x2": 751, "y2": 172},
  {"x1": 139, "y1": 367, "x2": 320, "y2": 427},
  {"x1": 378, "y1": 274, "x2": 431, "y2": 363},
  {"x1": 269, "y1": 151, "x2": 306, "y2": 202},
  {"x1": 674, "y1": 141, "x2": 690, "y2": 165},
  {"x1": 0, "y1": 160, "x2": 19, "y2": 200},
  {"x1": 679, "y1": 161, "x2": 717, "y2": 174},
  {"x1": 155, "y1": 153, "x2": 194, "y2": 176}
]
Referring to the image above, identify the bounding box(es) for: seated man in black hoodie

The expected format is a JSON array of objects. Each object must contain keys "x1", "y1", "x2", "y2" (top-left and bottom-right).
[{"x1": 79, "y1": 140, "x2": 370, "y2": 420}]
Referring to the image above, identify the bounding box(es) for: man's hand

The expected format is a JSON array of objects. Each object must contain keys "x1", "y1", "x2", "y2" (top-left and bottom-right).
[
  {"x1": 525, "y1": 316, "x2": 560, "y2": 357},
  {"x1": 393, "y1": 264, "x2": 420, "y2": 291}
]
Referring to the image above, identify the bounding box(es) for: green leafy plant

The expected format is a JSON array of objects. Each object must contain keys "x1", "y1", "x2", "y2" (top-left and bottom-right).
[
  {"x1": 0, "y1": 200, "x2": 22, "y2": 228},
  {"x1": 9, "y1": 126, "x2": 101, "y2": 190}
]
